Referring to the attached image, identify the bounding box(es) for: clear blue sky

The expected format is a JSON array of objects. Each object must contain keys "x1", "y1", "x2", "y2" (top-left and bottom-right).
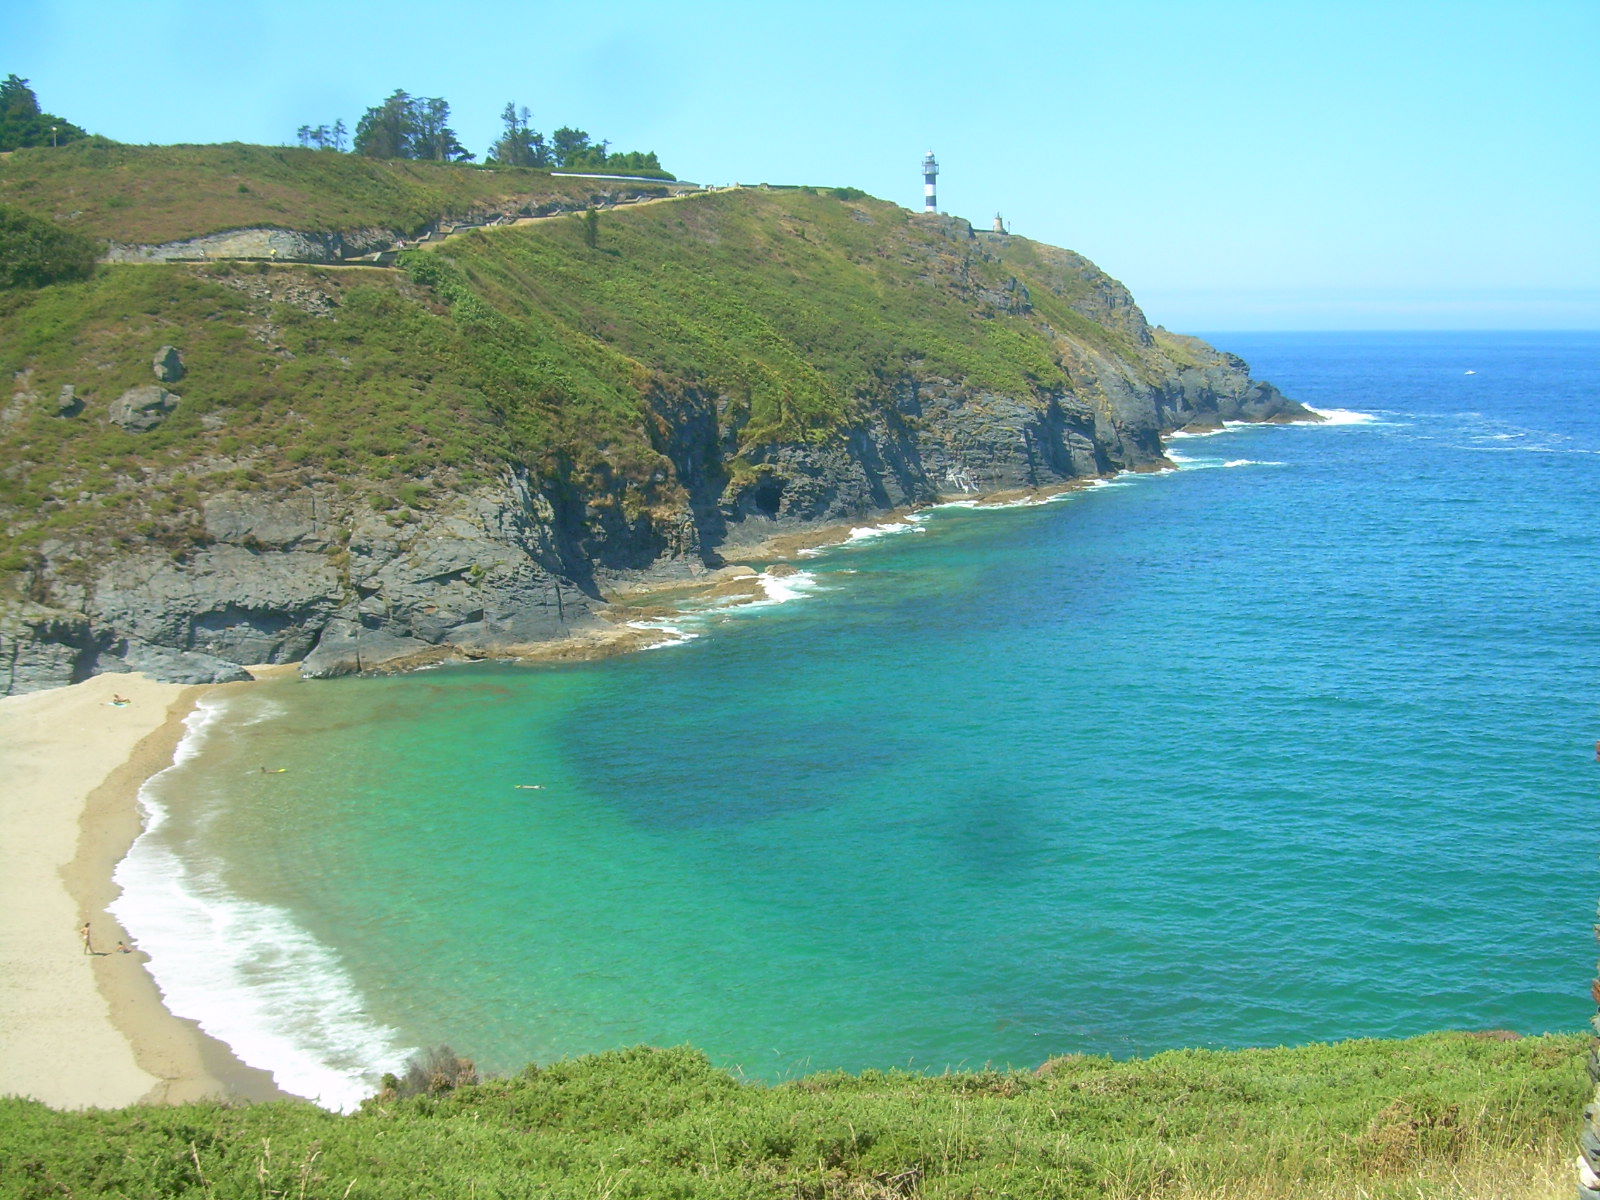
[{"x1": 9, "y1": 0, "x2": 1596, "y2": 330}]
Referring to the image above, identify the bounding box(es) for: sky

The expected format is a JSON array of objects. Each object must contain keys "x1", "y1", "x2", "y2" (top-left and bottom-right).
[{"x1": 8, "y1": 0, "x2": 1597, "y2": 330}]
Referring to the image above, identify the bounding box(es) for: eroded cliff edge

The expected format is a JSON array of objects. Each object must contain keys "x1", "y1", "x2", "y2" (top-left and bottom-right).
[{"x1": 0, "y1": 188, "x2": 1314, "y2": 694}]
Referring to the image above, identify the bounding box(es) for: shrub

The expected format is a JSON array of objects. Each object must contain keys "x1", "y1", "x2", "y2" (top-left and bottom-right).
[
  {"x1": 378, "y1": 1045, "x2": 480, "y2": 1099},
  {"x1": 0, "y1": 204, "x2": 97, "y2": 289}
]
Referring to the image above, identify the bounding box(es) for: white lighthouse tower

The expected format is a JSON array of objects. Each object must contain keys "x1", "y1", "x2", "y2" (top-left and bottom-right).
[{"x1": 922, "y1": 150, "x2": 939, "y2": 213}]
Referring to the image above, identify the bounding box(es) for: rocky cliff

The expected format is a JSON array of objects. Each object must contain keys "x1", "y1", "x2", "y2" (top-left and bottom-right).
[{"x1": 0, "y1": 188, "x2": 1313, "y2": 694}]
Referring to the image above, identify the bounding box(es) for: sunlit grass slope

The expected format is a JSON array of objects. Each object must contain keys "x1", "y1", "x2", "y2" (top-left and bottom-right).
[
  {"x1": 0, "y1": 1034, "x2": 1582, "y2": 1198},
  {"x1": 0, "y1": 141, "x2": 663, "y2": 245}
]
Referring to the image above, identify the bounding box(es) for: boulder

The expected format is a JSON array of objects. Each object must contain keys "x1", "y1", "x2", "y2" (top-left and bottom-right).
[
  {"x1": 153, "y1": 346, "x2": 185, "y2": 383},
  {"x1": 108, "y1": 385, "x2": 179, "y2": 432},
  {"x1": 119, "y1": 641, "x2": 253, "y2": 685},
  {"x1": 301, "y1": 620, "x2": 440, "y2": 678},
  {"x1": 56, "y1": 385, "x2": 83, "y2": 417}
]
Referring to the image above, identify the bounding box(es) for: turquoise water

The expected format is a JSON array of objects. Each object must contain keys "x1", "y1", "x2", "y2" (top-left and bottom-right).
[{"x1": 118, "y1": 332, "x2": 1600, "y2": 1106}]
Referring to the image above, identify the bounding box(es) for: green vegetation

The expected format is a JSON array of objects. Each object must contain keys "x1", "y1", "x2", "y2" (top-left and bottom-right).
[
  {"x1": 0, "y1": 74, "x2": 87, "y2": 152},
  {"x1": 351, "y1": 90, "x2": 473, "y2": 163},
  {"x1": 0, "y1": 1034, "x2": 1583, "y2": 1198},
  {"x1": 293, "y1": 89, "x2": 668, "y2": 175},
  {"x1": 487, "y1": 103, "x2": 665, "y2": 174},
  {"x1": 0, "y1": 185, "x2": 1211, "y2": 587},
  {"x1": 0, "y1": 142, "x2": 664, "y2": 245},
  {"x1": 0, "y1": 259, "x2": 501, "y2": 577},
  {"x1": 0, "y1": 203, "x2": 96, "y2": 288}
]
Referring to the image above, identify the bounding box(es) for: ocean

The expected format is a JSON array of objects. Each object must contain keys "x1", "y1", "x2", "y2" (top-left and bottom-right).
[{"x1": 111, "y1": 331, "x2": 1600, "y2": 1110}]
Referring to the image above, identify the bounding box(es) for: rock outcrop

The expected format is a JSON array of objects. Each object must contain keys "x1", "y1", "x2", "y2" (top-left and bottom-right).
[
  {"x1": 0, "y1": 194, "x2": 1320, "y2": 694},
  {"x1": 153, "y1": 346, "x2": 185, "y2": 383},
  {"x1": 1, "y1": 340, "x2": 1308, "y2": 692},
  {"x1": 107, "y1": 385, "x2": 179, "y2": 432}
]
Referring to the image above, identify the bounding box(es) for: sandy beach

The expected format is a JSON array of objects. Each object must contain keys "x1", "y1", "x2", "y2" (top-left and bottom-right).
[
  {"x1": 0, "y1": 671, "x2": 283, "y2": 1109},
  {"x1": 0, "y1": 481, "x2": 1127, "y2": 1112}
]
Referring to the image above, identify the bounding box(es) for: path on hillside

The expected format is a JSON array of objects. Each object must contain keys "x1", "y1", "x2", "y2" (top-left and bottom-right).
[
  {"x1": 371, "y1": 187, "x2": 725, "y2": 263},
  {"x1": 104, "y1": 184, "x2": 736, "y2": 270}
]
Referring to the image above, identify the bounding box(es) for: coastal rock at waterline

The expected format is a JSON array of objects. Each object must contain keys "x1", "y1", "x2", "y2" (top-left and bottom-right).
[
  {"x1": 118, "y1": 640, "x2": 253, "y2": 685},
  {"x1": 299, "y1": 620, "x2": 438, "y2": 677},
  {"x1": 153, "y1": 346, "x2": 185, "y2": 383},
  {"x1": 84, "y1": 545, "x2": 343, "y2": 665},
  {"x1": 300, "y1": 551, "x2": 608, "y2": 679},
  {"x1": 1155, "y1": 335, "x2": 1312, "y2": 425},
  {"x1": 108, "y1": 385, "x2": 179, "y2": 432}
]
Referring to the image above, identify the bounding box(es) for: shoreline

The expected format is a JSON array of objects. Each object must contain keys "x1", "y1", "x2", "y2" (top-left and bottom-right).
[
  {"x1": 0, "y1": 478, "x2": 1105, "y2": 1113},
  {"x1": 0, "y1": 671, "x2": 287, "y2": 1109},
  {"x1": 294, "y1": 410, "x2": 1337, "y2": 679}
]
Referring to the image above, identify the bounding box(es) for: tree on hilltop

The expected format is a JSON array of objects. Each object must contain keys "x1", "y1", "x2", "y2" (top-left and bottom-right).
[
  {"x1": 0, "y1": 75, "x2": 88, "y2": 151},
  {"x1": 353, "y1": 90, "x2": 473, "y2": 162},
  {"x1": 296, "y1": 118, "x2": 347, "y2": 151},
  {"x1": 551, "y1": 126, "x2": 595, "y2": 168},
  {"x1": 487, "y1": 102, "x2": 550, "y2": 167},
  {"x1": 548, "y1": 125, "x2": 662, "y2": 174}
]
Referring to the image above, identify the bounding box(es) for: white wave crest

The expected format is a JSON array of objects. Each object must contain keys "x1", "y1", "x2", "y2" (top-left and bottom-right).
[
  {"x1": 110, "y1": 703, "x2": 413, "y2": 1112},
  {"x1": 1224, "y1": 459, "x2": 1284, "y2": 468},
  {"x1": 1304, "y1": 406, "x2": 1379, "y2": 425},
  {"x1": 756, "y1": 569, "x2": 820, "y2": 604},
  {"x1": 844, "y1": 519, "x2": 925, "y2": 544},
  {"x1": 626, "y1": 619, "x2": 701, "y2": 649}
]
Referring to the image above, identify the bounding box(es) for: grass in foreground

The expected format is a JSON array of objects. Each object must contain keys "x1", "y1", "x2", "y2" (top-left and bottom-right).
[{"x1": 0, "y1": 1032, "x2": 1583, "y2": 1198}]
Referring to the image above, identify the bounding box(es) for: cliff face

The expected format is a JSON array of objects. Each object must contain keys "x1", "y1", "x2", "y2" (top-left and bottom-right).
[{"x1": 0, "y1": 189, "x2": 1312, "y2": 694}]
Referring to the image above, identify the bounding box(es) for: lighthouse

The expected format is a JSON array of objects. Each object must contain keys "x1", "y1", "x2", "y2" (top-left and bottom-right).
[{"x1": 922, "y1": 150, "x2": 939, "y2": 213}]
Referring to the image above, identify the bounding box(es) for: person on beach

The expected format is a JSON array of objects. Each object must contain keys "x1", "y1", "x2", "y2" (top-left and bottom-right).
[
  {"x1": 113, "y1": 940, "x2": 131, "y2": 955},
  {"x1": 79, "y1": 921, "x2": 92, "y2": 955}
]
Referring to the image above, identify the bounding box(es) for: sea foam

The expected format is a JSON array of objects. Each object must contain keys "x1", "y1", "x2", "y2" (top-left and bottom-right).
[
  {"x1": 1304, "y1": 406, "x2": 1379, "y2": 425},
  {"x1": 626, "y1": 619, "x2": 702, "y2": 649},
  {"x1": 844, "y1": 519, "x2": 926, "y2": 543},
  {"x1": 754, "y1": 569, "x2": 820, "y2": 606},
  {"x1": 110, "y1": 697, "x2": 413, "y2": 1112}
]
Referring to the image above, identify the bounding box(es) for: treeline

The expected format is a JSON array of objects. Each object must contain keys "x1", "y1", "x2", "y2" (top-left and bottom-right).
[
  {"x1": 0, "y1": 75, "x2": 87, "y2": 152},
  {"x1": 297, "y1": 90, "x2": 665, "y2": 175}
]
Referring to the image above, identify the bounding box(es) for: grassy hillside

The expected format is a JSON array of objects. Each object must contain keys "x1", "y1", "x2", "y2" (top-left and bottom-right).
[
  {"x1": 0, "y1": 1034, "x2": 1583, "y2": 1198},
  {"x1": 0, "y1": 141, "x2": 665, "y2": 244},
  {"x1": 0, "y1": 186, "x2": 1185, "y2": 587}
]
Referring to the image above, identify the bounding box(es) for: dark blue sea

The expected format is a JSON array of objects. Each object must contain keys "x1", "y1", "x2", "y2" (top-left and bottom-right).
[{"x1": 113, "y1": 331, "x2": 1600, "y2": 1107}]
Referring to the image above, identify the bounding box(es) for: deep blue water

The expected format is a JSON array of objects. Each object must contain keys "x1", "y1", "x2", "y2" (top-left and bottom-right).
[{"x1": 117, "y1": 331, "x2": 1600, "y2": 1107}]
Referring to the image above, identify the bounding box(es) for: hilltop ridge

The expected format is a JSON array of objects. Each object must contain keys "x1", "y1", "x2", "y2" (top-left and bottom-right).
[{"x1": 0, "y1": 146, "x2": 1313, "y2": 693}]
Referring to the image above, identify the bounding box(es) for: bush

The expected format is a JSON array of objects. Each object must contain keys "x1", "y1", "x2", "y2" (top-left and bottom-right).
[
  {"x1": 0, "y1": 204, "x2": 97, "y2": 289},
  {"x1": 377, "y1": 1045, "x2": 480, "y2": 1099}
]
